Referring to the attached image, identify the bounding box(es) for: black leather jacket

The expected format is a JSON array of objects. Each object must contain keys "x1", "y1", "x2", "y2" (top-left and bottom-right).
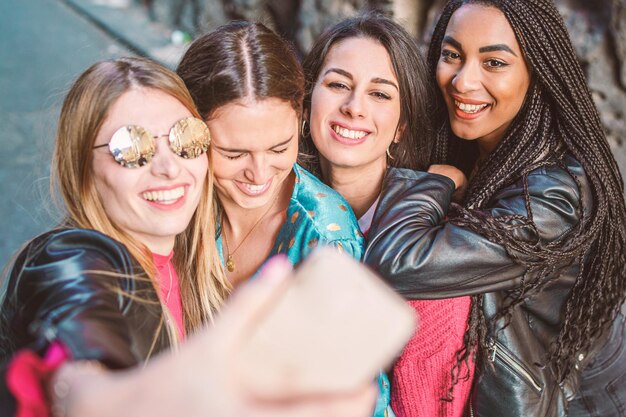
[
  {"x1": 0, "y1": 228, "x2": 169, "y2": 416},
  {"x1": 364, "y1": 155, "x2": 598, "y2": 417}
]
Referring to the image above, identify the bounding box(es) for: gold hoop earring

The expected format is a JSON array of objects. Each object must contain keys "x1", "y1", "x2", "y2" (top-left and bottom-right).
[
  {"x1": 301, "y1": 119, "x2": 310, "y2": 137},
  {"x1": 386, "y1": 147, "x2": 395, "y2": 160}
]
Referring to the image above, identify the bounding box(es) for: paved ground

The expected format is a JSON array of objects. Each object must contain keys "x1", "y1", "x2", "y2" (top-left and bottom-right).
[{"x1": 0, "y1": 0, "x2": 180, "y2": 269}]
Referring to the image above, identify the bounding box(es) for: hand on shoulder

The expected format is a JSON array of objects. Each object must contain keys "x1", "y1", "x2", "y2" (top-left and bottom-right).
[{"x1": 428, "y1": 164, "x2": 468, "y2": 202}]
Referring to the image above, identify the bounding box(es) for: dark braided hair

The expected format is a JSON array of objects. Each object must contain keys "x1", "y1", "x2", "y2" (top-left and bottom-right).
[{"x1": 428, "y1": 0, "x2": 626, "y2": 382}]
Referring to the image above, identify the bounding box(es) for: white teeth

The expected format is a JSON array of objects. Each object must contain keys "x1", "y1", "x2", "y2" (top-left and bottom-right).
[
  {"x1": 142, "y1": 186, "x2": 185, "y2": 203},
  {"x1": 455, "y1": 100, "x2": 489, "y2": 113},
  {"x1": 243, "y1": 182, "x2": 269, "y2": 193},
  {"x1": 333, "y1": 125, "x2": 367, "y2": 139}
]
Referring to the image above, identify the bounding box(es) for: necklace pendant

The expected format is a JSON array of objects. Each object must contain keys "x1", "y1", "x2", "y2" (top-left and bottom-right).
[{"x1": 226, "y1": 255, "x2": 235, "y2": 272}]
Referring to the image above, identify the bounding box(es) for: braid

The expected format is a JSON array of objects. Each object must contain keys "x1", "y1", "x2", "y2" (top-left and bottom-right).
[{"x1": 428, "y1": 0, "x2": 626, "y2": 382}]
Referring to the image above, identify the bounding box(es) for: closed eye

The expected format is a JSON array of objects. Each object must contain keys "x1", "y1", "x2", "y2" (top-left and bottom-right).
[{"x1": 222, "y1": 152, "x2": 245, "y2": 160}]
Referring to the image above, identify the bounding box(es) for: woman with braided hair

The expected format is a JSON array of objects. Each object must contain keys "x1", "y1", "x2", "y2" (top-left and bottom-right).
[{"x1": 364, "y1": 0, "x2": 626, "y2": 416}]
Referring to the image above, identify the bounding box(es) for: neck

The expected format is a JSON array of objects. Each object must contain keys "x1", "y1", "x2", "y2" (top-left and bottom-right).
[
  {"x1": 321, "y1": 158, "x2": 386, "y2": 219},
  {"x1": 142, "y1": 237, "x2": 175, "y2": 257}
]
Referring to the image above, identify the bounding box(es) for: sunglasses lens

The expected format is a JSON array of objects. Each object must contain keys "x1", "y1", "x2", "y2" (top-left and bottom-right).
[
  {"x1": 109, "y1": 125, "x2": 155, "y2": 168},
  {"x1": 169, "y1": 117, "x2": 210, "y2": 159}
]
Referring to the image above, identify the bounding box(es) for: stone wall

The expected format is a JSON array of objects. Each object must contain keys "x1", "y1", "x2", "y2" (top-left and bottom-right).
[{"x1": 143, "y1": 0, "x2": 625, "y2": 176}]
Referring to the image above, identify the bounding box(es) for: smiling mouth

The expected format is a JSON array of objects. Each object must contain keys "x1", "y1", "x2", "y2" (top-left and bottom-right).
[
  {"x1": 454, "y1": 100, "x2": 490, "y2": 114},
  {"x1": 332, "y1": 124, "x2": 368, "y2": 140},
  {"x1": 237, "y1": 179, "x2": 272, "y2": 196},
  {"x1": 142, "y1": 186, "x2": 185, "y2": 204}
]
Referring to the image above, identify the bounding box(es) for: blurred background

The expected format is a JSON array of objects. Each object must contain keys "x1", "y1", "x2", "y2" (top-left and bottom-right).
[{"x1": 1, "y1": 0, "x2": 624, "y2": 269}]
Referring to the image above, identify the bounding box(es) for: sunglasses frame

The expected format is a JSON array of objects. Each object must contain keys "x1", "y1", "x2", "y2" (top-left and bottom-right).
[{"x1": 93, "y1": 117, "x2": 210, "y2": 168}]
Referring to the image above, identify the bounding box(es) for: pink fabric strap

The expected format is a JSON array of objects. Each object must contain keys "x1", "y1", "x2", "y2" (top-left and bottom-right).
[{"x1": 6, "y1": 342, "x2": 69, "y2": 417}]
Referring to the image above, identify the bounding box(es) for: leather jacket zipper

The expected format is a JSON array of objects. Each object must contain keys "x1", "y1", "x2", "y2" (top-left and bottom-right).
[{"x1": 488, "y1": 340, "x2": 543, "y2": 393}]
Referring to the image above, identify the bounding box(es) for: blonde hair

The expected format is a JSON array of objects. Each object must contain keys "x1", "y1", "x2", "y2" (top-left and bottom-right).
[{"x1": 52, "y1": 57, "x2": 230, "y2": 343}]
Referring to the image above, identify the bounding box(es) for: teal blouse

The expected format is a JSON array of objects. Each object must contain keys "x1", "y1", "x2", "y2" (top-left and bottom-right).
[{"x1": 217, "y1": 164, "x2": 393, "y2": 417}]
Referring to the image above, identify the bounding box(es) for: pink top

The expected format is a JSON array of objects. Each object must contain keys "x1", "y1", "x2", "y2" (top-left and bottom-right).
[
  {"x1": 360, "y1": 203, "x2": 474, "y2": 417},
  {"x1": 391, "y1": 298, "x2": 474, "y2": 417},
  {"x1": 152, "y1": 252, "x2": 185, "y2": 339}
]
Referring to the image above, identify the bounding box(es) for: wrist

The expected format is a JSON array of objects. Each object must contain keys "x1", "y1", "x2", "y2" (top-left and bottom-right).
[{"x1": 49, "y1": 361, "x2": 106, "y2": 417}]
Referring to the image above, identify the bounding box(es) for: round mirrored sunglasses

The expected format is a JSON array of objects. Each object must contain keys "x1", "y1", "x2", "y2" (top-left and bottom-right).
[{"x1": 93, "y1": 117, "x2": 210, "y2": 168}]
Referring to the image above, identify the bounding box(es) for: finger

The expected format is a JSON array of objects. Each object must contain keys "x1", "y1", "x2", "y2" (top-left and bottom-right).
[{"x1": 249, "y1": 384, "x2": 378, "y2": 417}]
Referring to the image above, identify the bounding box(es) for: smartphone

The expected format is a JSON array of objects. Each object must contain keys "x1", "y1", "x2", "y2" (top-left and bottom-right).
[{"x1": 236, "y1": 246, "x2": 417, "y2": 398}]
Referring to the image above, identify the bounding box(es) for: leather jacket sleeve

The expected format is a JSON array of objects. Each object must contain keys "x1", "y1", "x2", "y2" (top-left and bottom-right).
[
  {"x1": 0, "y1": 228, "x2": 156, "y2": 366},
  {"x1": 0, "y1": 229, "x2": 164, "y2": 416},
  {"x1": 364, "y1": 161, "x2": 584, "y2": 299}
]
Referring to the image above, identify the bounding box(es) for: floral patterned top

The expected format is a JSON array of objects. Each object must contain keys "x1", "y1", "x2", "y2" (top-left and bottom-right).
[{"x1": 216, "y1": 163, "x2": 394, "y2": 417}]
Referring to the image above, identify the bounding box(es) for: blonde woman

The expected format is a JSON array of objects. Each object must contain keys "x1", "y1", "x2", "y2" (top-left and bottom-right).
[{"x1": 0, "y1": 57, "x2": 375, "y2": 417}]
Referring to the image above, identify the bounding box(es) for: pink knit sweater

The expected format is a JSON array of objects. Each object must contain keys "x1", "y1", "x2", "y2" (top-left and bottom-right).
[{"x1": 391, "y1": 298, "x2": 474, "y2": 417}]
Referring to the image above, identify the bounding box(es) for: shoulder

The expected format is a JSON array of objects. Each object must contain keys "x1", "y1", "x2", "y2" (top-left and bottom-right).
[
  {"x1": 383, "y1": 167, "x2": 455, "y2": 193},
  {"x1": 496, "y1": 154, "x2": 587, "y2": 241},
  {"x1": 7, "y1": 228, "x2": 138, "y2": 297},
  {"x1": 16, "y1": 228, "x2": 135, "y2": 273},
  {"x1": 527, "y1": 154, "x2": 587, "y2": 204},
  {"x1": 288, "y1": 165, "x2": 362, "y2": 243},
  {"x1": 386, "y1": 166, "x2": 455, "y2": 186},
  {"x1": 377, "y1": 167, "x2": 456, "y2": 214}
]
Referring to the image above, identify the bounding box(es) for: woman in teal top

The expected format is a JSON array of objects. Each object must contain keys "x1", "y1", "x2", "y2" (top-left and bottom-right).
[
  {"x1": 216, "y1": 163, "x2": 364, "y2": 267},
  {"x1": 177, "y1": 21, "x2": 392, "y2": 417}
]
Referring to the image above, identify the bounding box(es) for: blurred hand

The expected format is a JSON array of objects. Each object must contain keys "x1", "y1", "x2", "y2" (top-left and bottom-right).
[
  {"x1": 428, "y1": 164, "x2": 468, "y2": 203},
  {"x1": 58, "y1": 256, "x2": 376, "y2": 417},
  {"x1": 175, "y1": 255, "x2": 378, "y2": 417}
]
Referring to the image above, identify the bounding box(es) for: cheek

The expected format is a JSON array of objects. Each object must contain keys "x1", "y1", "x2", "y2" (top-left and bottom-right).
[
  {"x1": 310, "y1": 88, "x2": 335, "y2": 126},
  {"x1": 210, "y1": 150, "x2": 238, "y2": 180},
  {"x1": 186, "y1": 155, "x2": 209, "y2": 181},
  {"x1": 92, "y1": 158, "x2": 127, "y2": 204},
  {"x1": 282, "y1": 147, "x2": 298, "y2": 169}
]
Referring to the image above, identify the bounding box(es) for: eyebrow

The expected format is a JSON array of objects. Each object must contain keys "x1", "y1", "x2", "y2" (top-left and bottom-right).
[
  {"x1": 442, "y1": 36, "x2": 518, "y2": 57},
  {"x1": 214, "y1": 136, "x2": 293, "y2": 153},
  {"x1": 323, "y1": 68, "x2": 399, "y2": 91}
]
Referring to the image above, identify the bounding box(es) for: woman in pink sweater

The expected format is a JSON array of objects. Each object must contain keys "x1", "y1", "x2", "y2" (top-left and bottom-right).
[{"x1": 300, "y1": 12, "x2": 474, "y2": 417}]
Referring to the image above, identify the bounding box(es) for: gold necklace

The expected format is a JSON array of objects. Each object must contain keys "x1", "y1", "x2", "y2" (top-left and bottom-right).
[{"x1": 222, "y1": 191, "x2": 282, "y2": 273}]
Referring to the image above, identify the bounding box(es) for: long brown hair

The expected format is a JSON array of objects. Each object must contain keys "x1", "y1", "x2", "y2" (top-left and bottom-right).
[
  {"x1": 52, "y1": 57, "x2": 230, "y2": 342},
  {"x1": 428, "y1": 0, "x2": 626, "y2": 382},
  {"x1": 176, "y1": 21, "x2": 304, "y2": 120},
  {"x1": 300, "y1": 12, "x2": 435, "y2": 177}
]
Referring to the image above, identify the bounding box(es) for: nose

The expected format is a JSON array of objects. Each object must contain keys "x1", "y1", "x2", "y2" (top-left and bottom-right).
[
  {"x1": 340, "y1": 91, "x2": 366, "y2": 119},
  {"x1": 150, "y1": 137, "x2": 182, "y2": 179},
  {"x1": 244, "y1": 154, "x2": 269, "y2": 184},
  {"x1": 451, "y1": 61, "x2": 481, "y2": 93}
]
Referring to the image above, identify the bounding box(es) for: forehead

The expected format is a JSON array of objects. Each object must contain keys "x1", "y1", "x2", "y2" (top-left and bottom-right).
[
  {"x1": 207, "y1": 98, "x2": 298, "y2": 149},
  {"x1": 322, "y1": 37, "x2": 397, "y2": 81},
  {"x1": 446, "y1": 4, "x2": 521, "y2": 53},
  {"x1": 99, "y1": 88, "x2": 192, "y2": 138}
]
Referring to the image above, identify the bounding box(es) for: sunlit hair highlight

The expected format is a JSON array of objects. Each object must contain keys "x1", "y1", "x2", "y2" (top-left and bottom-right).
[{"x1": 51, "y1": 57, "x2": 230, "y2": 344}]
